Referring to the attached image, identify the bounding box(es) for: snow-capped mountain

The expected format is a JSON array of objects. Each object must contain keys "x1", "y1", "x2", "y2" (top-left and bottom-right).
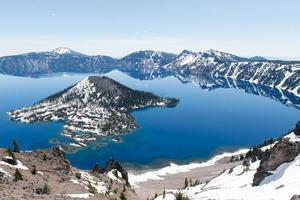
[
  {"x1": 118, "y1": 50, "x2": 176, "y2": 80},
  {"x1": 0, "y1": 48, "x2": 174, "y2": 78},
  {"x1": 52, "y1": 47, "x2": 73, "y2": 54},
  {"x1": 0, "y1": 48, "x2": 299, "y2": 96},
  {"x1": 249, "y1": 56, "x2": 268, "y2": 61},
  {"x1": 9, "y1": 76, "x2": 178, "y2": 147},
  {"x1": 0, "y1": 48, "x2": 117, "y2": 76},
  {"x1": 165, "y1": 50, "x2": 300, "y2": 96},
  {"x1": 51, "y1": 47, "x2": 84, "y2": 56},
  {"x1": 120, "y1": 50, "x2": 176, "y2": 68}
]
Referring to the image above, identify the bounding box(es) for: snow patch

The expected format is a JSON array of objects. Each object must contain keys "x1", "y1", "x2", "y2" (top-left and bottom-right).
[
  {"x1": 0, "y1": 166, "x2": 11, "y2": 177},
  {"x1": 0, "y1": 157, "x2": 28, "y2": 170},
  {"x1": 65, "y1": 193, "x2": 94, "y2": 199},
  {"x1": 284, "y1": 132, "x2": 300, "y2": 143}
]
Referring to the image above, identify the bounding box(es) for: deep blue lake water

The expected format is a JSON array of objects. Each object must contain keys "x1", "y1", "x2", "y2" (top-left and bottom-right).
[{"x1": 0, "y1": 70, "x2": 299, "y2": 169}]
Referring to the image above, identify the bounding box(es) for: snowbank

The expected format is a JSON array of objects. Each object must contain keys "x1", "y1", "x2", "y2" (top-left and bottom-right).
[
  {"x1": 155, "y1": 153, "x2": 300, "y2": 200},
  {"x1": 0, "y1": 157, "x2": 28, "y2": 170},
  {"x1": 129, "y1": 149, "x2": 248, "y2": 186},
  {"x1": 66, "y1": 193, "x2": 94, "y2": 199}
]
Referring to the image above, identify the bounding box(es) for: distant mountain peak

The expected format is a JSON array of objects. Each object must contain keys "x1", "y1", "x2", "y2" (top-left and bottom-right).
[
  {"x1": 52, "y1": 47, "x2": 73, "y2": 54},
  {"x1": 179, "y1": 50, "x2": 195, "y2": 56},
  {"x1": 204, "y1": 49, "x2": 243, "y2": 61},
  {"x1": 205, "y1": 49, "x2": 229, "y2": 56},
  {"x1": 51, "y1": 47, "x2": 84, "y2": 56},
  {"x1": 123, "y1": 50, "x2": 175, "y2": 58},
  {"x1": 249, "y1": 56, "x2": 268, "y2": 61}
]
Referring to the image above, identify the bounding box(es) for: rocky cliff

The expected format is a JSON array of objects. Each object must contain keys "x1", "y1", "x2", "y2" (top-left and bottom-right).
[{"x1": 0, "y1": 146, "x2": 136, "y2": 200}]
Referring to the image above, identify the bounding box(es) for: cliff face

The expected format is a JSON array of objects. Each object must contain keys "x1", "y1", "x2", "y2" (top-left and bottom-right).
[
  {"x1": 253, "y1": 138, "x2": 300, "y2": 186},
  {"x1": 253, "y1": 123, "x2": 300, "y2": 186},
  {"x1": 0, "y1": 147, "x2": 136, "y2": 200}
]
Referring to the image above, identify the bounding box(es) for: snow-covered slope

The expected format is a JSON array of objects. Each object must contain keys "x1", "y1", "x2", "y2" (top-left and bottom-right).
[
  {"x1": 170, "y1": 154, "x2": 300, "y2": 200},
  {"x1": 164, "y1": 50, "x2": 300, "y2": 96},
  {"x1": 119, "y1": 50, "x2": 176, "y2": 80},
  {"x1": 8, "y1": 76, "x2": 178, "y2": 147},
  {"x1": 154, "y1": 123, "x2": 300, "y2": 200}
]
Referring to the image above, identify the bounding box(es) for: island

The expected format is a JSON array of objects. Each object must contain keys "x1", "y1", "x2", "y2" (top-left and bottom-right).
[{"x1": 8, "y1": 76, "x2": 179, "y2": 148}]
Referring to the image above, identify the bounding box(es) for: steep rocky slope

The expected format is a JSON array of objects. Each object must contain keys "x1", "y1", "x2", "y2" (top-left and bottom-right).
[
  {"x1": 0, "y1": 146, "x2": 136, "y2": 200},
  {"x1": 253, "y1": 122, "x2": 300, "y2": 186}
]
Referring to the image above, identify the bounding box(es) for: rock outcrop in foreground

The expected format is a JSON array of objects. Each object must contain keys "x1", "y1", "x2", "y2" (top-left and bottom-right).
[
  {"x1": 253, "y1": 122, "x2": 300, "y2": 186},
  {"x1": 9, "y1": 76, "x2": 178, "y2": 147},
  {"x1": 0, "y1": 147, "x2": 136, "y2": 200}
]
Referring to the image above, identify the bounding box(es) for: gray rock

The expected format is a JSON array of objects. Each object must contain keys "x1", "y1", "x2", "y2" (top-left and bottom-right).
[{"x1": 253, "y1": 138, "x2": 300, "y2": 186}]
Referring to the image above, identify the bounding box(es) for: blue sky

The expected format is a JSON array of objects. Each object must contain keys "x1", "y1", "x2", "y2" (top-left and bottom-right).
[{"x1": 0, "y1": 0, "x2": 299, "y2": 59}]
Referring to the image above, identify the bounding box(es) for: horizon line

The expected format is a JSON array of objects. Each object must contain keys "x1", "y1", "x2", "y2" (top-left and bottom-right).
[{"x1": 1, "y1": 47, "x2": 300, "y2": 62}]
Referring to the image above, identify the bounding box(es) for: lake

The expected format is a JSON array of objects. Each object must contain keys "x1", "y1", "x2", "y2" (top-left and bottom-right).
[{"x1": 0, "y1": 70, "x2": 299, "y2": 169}]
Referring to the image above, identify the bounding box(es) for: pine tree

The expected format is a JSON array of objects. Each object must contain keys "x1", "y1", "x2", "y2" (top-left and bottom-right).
[
  {"x1": 163, "y1": 188, "x2": 166, "y2": 198},
  {"x1": 175, "y1": 192, "x2": 190, "y2": 200},
  {"x1": 120, "y1": 192, "x2": 127, "y2": 200},
  {"x1": 42, "y1": 153, "x2": 47, "y2": 161},
  {"x1": 43, "y1": 183, "x2": 50, "y2": 194},
  {"x1": 184, "y1": 177, "x2": 188, "y2": 188},
  {"x1": 14, "y1": 169, "x2": 23, "y2": 182},
  {"x1": 31, "y1": 165, "x2": 37, "y2": 175},
  {"x1": 12, "y1": 138, "x2": 20, "y2": 153},
  {"x1": 6, "y1": 148, "x2": 17, "y2": 165},
  {"x1": 239, "y1": 154, "x2": 245, "y2": 160}
]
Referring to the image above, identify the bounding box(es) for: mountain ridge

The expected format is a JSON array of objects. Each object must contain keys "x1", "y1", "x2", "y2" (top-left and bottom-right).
[{"x1": 0, "y1": 48, "x2": 299, "y2": 96}]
